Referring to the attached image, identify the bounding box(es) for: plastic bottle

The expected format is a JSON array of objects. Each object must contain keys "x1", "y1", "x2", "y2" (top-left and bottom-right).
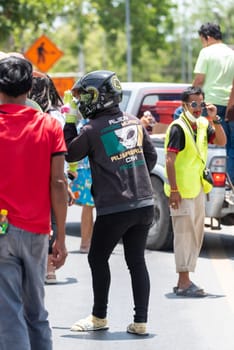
[
  {"x1": 0, "y1": 209, "x2": 8, "y2": 234},
  {"x1": 62, "y1": 90, "x2": 80, "y2": 123}
]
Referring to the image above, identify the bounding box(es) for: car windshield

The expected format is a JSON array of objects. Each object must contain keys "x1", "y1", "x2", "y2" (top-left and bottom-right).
[{"x1": 119, "y1": 90, "x2": 131, "y2": 111}]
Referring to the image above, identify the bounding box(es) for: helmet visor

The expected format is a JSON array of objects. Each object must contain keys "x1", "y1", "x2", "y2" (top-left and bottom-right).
[{"x1": 79, "y1": 93, "x2": 93, "y2": 105}]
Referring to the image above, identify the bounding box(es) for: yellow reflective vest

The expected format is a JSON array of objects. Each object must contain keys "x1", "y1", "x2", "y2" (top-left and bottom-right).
[{"x1": 164, "y1": 115, "x2": 213, "y2": 198}]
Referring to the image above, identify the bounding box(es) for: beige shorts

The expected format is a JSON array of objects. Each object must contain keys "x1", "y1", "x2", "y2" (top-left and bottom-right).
[{"x1": 171, "y1": 189, "x2": 205, "y2": 272}]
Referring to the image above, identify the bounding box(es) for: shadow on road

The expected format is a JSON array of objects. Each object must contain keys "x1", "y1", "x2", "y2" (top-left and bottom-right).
[
  {"x1": 57, "y1": 330, "x2": 156, "y2": 341},
  {"x1": 66, "y1": 222, "x2": 81, "y2": 237},
  {"x1": 65, "y1": 221, "x2": 234, "y2": 261},
  {"x1": 201, "y1": 231, "x2": 234, "y2": 260},
  {"x1": 165, "y1": 292, "x2": 226, "y2": 299},
  {"x1": 45, "y1": 277, "x2": 78, "y2": 286}
]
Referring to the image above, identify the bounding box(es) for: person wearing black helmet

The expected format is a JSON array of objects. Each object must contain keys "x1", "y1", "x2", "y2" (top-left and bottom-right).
[{"x1": 64, "y1": 70, "x2": 157, "y2": 335}]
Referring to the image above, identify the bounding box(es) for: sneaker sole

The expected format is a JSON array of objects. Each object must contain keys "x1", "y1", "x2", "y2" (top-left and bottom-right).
[
  {"x1": 127, "y1": 326, "x2": 149, "y2": 336},
  {"x1": 71, "y1": 325, "x2": 109, "y2": 332},
  {"x1": 45, "y1": 280, "x2": 57, "y2": 284}
]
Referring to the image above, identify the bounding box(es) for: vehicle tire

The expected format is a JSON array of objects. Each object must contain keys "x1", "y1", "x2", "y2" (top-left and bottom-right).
[
  {"x1": 146, "y1": 175, "x2": 173, "y2": 251},
  {"x1": 220, "y1": 213, "x2": 234, "y2": 226}
]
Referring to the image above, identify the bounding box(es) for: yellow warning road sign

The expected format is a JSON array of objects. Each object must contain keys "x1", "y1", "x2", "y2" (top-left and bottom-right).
[
  {"x1": 24, "y1": 35, "x2": 64, "y2": 72},
  {"x1": 52, "y1": 77, "x2": 76, "y2": 97}
]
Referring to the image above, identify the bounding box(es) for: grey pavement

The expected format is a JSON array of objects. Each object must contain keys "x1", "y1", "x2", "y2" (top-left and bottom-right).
[
  {"x1": 45, "y1": 206, "x2": 234, "y2": 350},
  {"x1": 46, "y1": 227, "x2": 158, "y2": 349},
  {"x1": 46, "y1": 205, "x2": 158, "y2": 349}
]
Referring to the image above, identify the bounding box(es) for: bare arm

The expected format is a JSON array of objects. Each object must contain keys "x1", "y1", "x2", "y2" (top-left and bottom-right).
[
  {"x1": 225, "y1": 79, "x2": 234, "y2": 120},
  {"x1": 165, "y1": 151, "x2": 181, "y2": 208},
  {"x1": 166, "y1": 151, "x2": 177, "y2": 190},
  {"x1": 206, "y1": 103, "x2": 227, "y2": 146},
  {"x1": 212, "y1": 123, "x2": 227, "y2": 146},
  {"x1": 142, "y1": 128, "x2": 157, "y2": 171},
  {"x1": 50, "y1": 154, "x2": 68, "y2": 269},
  {"x1": 193, "y1": 73, "x2": 205, "y2": 87}
]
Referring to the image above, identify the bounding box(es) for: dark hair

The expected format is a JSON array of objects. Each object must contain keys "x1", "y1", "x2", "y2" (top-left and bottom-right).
[
  {"x1": 181, "y1": 86, "x2": 205, "y2": 102},
  {"x1": 0, "y1": 56, "x2": 33, "y2": 97},
  {"x1": 198, "y1": 23, "x2": 222, "y2": 40},
  {"x1": 28, "y1": 75, "x2": 63, "y2": 112}
]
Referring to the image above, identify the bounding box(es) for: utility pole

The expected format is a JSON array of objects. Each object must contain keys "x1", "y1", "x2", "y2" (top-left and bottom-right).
[
  {"x1": 77, "y1": 4, "x2": 85, "y2": 76},
  {"x1": 181, "y1": 0, "x2": 193, "y2": 83},
  {"x1": 125, "y1": 0, "x2": 132, "y2": 81}
]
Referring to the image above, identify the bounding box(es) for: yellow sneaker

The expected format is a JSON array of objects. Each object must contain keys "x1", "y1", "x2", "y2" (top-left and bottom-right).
[
  {"x1": 127, "y1": 322, "x2": 148, "y2": 336},
  {"x1": 71, "y1": 315, "x2": 108, "y2": 332}
]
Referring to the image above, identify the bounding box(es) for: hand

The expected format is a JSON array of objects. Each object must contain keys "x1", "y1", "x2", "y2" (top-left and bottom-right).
[
  {"x1": 169, "y1": 191, "x2": 181, "y2": 209},
  {"x1": 63, "y1": 90, "x2": 78, "y2": 124},
  {"x1": 140, "y1": 115, "x2": 155, "y2": 128},
  {"x1": 67, "y1": 186, "x2": 75, "y2": 206},
  {"x1": 51, "y1": 240, "x2": 68, "y2": 269},
  {"x1": 67, "y1": 170, "x2": 77, "y2": 180},
  {"x1": 206, "y1": 103, "x2": 217, "y2": 119}
]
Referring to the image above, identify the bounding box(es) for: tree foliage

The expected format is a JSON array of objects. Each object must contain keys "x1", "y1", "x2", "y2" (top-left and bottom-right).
[
  {"x1": 1, "y1": 0, "x2": 234, "y2": 82},
  {"x1": 0, "y1": 0, "x2": 67, "y2": 49},
  {"x1": 92, "y1": 0, "x2": 175, "y2": 64},
  {"x1": 56, "y1": 0, "x2": 176, "y2": 80},
  {"x1": 0, "y1": 0, "x2": 175, "y2": 80}
]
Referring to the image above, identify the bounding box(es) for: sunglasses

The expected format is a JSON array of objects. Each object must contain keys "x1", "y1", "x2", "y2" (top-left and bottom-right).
[{"x1": 186, "y1": 101, "x2": 206, "y2": 109}]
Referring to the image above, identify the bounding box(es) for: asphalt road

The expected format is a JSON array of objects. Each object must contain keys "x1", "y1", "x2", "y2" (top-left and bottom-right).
[{"x1": 45, "y1": 206, "x2": 234, "y2": 350}]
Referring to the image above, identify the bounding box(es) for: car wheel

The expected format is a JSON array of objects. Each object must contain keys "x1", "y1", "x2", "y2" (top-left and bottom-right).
[{"x1": 146, "y1": 175, "x2": 173, "y2": 251}]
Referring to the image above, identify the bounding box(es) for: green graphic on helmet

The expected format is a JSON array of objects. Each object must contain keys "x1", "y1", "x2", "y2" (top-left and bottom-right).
[{"x1": 111, "y1": 75, "x2": 121, "y2": 92}]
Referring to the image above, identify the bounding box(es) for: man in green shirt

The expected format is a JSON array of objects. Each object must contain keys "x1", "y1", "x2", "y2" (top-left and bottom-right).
[{"x1": 193, "y1": 22, "x2": 234, "y2": 184}]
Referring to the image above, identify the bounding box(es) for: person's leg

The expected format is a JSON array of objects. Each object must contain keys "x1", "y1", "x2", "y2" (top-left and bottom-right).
[
  {"x1": 122, "y1": 206, "x2": 154, "y2": 323},
  {"x1": 88, "y1": 213, "x2": 129, "y2": 318},
  {"x1": 0, "y1": 226, "x2": 31, "y2": 350},
  {"x1": 173, "y1": 210, "x2": 196, "y2": 289},
  {"x1": 71, "y1": 207, "x2": 153, "y2": 333},
  {"x1": 45, "y1": 210, "x2": 57, "y2": 283},
  {"x1": 215, "y1": 105, "x2": 232, "y2": 181},
  {"x1": 71, "y1": 211, "x2": 129, "y2": 331},
  {"x1": 80, "y1": 205, "x2": 94, "y2": 253},
  {"x1": 215, "y1": 105, "x2": 227, "y2": 127},
  {"x1": 172, "y1": 190, "x2": 205, "y2": 290},
  {"x1": 21, "y1": 229, "x2": 52, "y2": 350},
  {"x1": 226, "y1": 121, "x2": 234, "y2": 184},
  {"x1": 71, "y1": 166, "x2": 94, "y2": 253}
]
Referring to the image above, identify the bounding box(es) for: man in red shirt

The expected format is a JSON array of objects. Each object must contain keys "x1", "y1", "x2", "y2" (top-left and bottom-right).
[{"x1": 0, "y1": 56, "x2": 68, "y2": 350}]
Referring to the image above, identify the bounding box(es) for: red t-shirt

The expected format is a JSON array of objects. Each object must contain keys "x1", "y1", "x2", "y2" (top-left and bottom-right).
[{"x1": 0, "y1": 104, "x2": 67, "y2": 233}]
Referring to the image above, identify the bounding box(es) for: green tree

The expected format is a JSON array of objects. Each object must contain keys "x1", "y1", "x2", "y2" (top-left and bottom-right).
[
  {"x1": 0, "y1": 0, "x2": 177, "y2": 80},
  {"x1": 0, "y1": 0, "x2": 68, "y2": 50},
  {"x1": 2, "y1": 0, "x2": 234, "y2": 82},
  {"x1": 92, "y1": 0, "x2": 175, "y2": 65},
  {"x1": 54, "y1": 0, "x2": 176, "y2": 80}
]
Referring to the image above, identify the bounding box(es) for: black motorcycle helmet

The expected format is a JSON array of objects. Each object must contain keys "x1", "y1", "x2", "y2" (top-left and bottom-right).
[{"x1": 71, "y1": 70, "x2": 122, "y2": 119}]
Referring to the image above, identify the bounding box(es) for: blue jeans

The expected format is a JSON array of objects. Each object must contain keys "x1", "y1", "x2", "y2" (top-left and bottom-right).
[
  {"x1": 215, "y1": 105, "x2": 234, "y2": 183},
  {"x1": 225, "y1": 121, "x2": 234, "y2": 183},
  {"x1": 0, "y1": 224, "x2": 52, "y2": 350}
]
